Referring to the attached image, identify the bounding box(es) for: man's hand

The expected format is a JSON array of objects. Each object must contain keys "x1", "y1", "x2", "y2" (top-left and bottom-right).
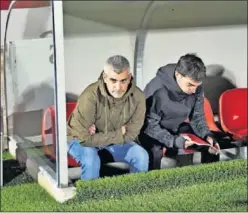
[
  {"x1": 206, "y1": 136, "x2": 214, "y2": 146},
  {"x1": 89, "y1": 124, "x2": 96, "y2": 136},
  {"x1": 121, "y1": 125, "x2": 126, "y2": 135},
  {"x1": 184, "y1": 140, "x2": 195, "y2": 148},
  {"x1": 183, "y1": 135, "x2": 194, "y2": 148},
  {"x1": 183, "y1": 136, "x2": 196, "y2": 149},
  {"x1": 206, "y1": 136, "x2": 220, "y2": 155}
]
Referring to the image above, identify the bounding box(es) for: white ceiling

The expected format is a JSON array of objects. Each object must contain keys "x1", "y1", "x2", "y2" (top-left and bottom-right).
[
  {"x1": 63, "y1": 1, "x2": 247, "y2": 30},
  {"x1": 63, "y1": 1, "x2": 150, "y2": 30}
]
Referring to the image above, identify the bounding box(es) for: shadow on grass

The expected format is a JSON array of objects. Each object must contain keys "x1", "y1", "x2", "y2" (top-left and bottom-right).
[
  {"x1": 232, "y1": 200, "x2": 248, "y2": 206},
  {"x1": 3, "y1": 159, "x2": 33, "y2": 187}
]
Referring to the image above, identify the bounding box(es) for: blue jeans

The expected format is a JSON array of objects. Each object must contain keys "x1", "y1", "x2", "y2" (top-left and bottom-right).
[{"x1": 67, "y1": 139, "x2": 149, "y2": 180}]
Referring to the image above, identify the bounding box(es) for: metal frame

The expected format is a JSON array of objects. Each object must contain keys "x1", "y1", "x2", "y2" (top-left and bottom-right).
[
  {"x1": 1, "y1": 0, "x2": 68, "y2": 188},
  {"x1": 51, "y1": 0, "x2": 68, "y2": 187},
  {"x1": 0, "y1": 117, "x2": 3, "y2": 187},
  {"x1": 1, "y1": 0, "x2": 17, "y2": 188},
  {"x1": 133, "y1": 1, "x2": 158, "y2": 88}
]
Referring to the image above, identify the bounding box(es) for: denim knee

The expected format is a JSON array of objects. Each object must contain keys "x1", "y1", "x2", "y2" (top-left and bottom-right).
[
  {"x1": 130, "y1": 145, "x2": 149, "y2": 171},
  {"x1": 80, "y1": 147, "x2": 101, "y2": 180},
  {"x1": 136, "y1": 146, "x2": 149, "y2": 164},
  {"x1": 81, "y1": 147, "x2": 100, "y2": 168},
  {"x1": 67, "y1": 140, "x2": 100, "y2": 168}
]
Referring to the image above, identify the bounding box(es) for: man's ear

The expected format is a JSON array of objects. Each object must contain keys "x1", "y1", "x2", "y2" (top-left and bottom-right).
[
  {"x1": 128, "y1": 72, "x2": 132, "y2": 82},
  {"x1": 175, "y1": 71, "x2": 179, "y2": 77},
  {"x1": 175, "y1": 71, "x2": 182, "y2": 79},
  {"x1": 103, "y1": 71, "x2": 108, "y2": 83}
]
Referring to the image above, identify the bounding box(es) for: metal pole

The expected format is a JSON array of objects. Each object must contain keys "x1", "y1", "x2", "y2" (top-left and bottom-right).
[
  {"x1": 133, "y1": 1, "x2": 158, "y2": 89},
  {"x1": 51, "y1": 0, "x2": 68, "y2": 187},
  {"x1": 0, "y1": 116, "x2": 3, "y2": 187},
  {"x1": 1, "y1": 0, "x2": 17, "y2": 188}
]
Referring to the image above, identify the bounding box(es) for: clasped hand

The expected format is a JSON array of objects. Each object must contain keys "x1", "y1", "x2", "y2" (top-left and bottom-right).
[{"x1": 88, "y1": 124, "x2": 126, "y2": 136}]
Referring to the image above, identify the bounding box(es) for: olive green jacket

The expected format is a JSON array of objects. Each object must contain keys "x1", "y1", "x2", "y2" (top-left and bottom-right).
[{"x1": 67, "y1": 73, "x2": 146, "y2": 147}]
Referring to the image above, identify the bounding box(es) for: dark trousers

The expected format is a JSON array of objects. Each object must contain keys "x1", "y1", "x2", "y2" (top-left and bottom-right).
[{"x1": 139, "y1": 123, "x2": 219, "y2": 170}]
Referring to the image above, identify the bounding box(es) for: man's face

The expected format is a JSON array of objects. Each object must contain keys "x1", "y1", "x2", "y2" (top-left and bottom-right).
[
  {"x1": 103, "y1": 65, "x2": 131, "y2": 98},
  {"x1": 175, "y1": 71, "x2": 202, "y2": 95}
]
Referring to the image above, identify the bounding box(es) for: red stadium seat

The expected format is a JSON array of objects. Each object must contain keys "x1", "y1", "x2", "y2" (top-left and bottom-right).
[
  {"x1": 181, "y1": 97, "x2": 221, "y2": 131},
  {"x1": 41, "y1": 102, "x2": 80, "y2": 167},
  {"x1": 219, "y1": 88, "x2": 248, "y2": 142},
  {"x1": 204, "y1": 97, "x2": 222, "y2": 132}
]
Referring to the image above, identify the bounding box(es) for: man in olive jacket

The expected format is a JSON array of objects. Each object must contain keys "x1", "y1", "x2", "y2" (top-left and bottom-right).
[{"x1": 67, "y1": 55, "x2": 148, "y2": 180}]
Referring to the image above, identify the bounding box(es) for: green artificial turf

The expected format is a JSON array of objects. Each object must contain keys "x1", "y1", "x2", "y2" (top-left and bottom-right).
[
  {"x1": 74, "y1": 159, "x2": 247, "y2": 202},
  {"x1": 1, "y1": 177, "x2": 247, "y2": 211},
  {"x1": 1, "y1": 159, "x2": 247, "y2": 212},
  {"x1": 2, "y1": 151, "x2": 13, "y2": 160}
]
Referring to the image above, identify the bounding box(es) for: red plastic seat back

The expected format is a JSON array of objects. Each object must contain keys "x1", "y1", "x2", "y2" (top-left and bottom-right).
[
  {"x1": 184, "y1": 98, "x2": 221, "y2": 131},
  {"x1": 66, "y1": 102, "x2": 77, "y2": 120},
  {"x1": 204, "y1": 97, "x2": 221, "y2": 132},
  {"x1": 219, "y1": 88, "x2": 248, "y2": 132},
  {"x1": 41, "y1": 102, "x2": 79, "y2": 167}
]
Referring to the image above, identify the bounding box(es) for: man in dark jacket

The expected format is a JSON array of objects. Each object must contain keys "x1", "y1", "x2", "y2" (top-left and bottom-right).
[{"x1": 139, "y1": 53, "x2": 220, "y2": 170}]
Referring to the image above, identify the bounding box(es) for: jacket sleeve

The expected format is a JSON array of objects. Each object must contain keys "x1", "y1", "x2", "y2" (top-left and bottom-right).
[
  {"x1": 123, "y1": 92, "x2": 146, "y2": 142},
  {"x1": 68, "y1": 91, "x2": 124, "y2": 147},
  {"x1": 143, "y1": 90, "x2": 186, "y2": 149},
  {"x1": 189, "y1": 86, "x2": 213, "y2": 139}
]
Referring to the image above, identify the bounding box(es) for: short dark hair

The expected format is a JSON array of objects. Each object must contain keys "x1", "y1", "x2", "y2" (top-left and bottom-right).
[{"x1": 175, "y1": 53, "x2": 206, "y2": 82}]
